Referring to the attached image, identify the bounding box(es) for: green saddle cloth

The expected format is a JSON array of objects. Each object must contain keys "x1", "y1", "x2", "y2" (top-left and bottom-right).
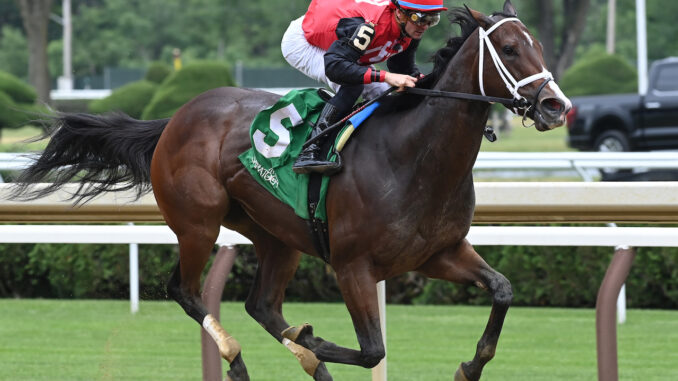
[{"x1": 238, "y1": 88, "x2": 341, "y2": 222}]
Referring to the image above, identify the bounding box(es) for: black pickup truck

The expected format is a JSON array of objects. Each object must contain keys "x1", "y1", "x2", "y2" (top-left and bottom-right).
[{"x1": 566, "y1": 57, "x2": 678, "y2": 151}]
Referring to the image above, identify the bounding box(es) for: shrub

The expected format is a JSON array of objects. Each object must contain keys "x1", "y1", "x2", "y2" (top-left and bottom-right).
[
  {"x1": 0, "y1": 91, "x2": 19, "y2": 127},
  {"x1": 414, "y1": 244, "x2": 678, "y2": 309},
  {"x1": 88, "y1": 80, "x2": 158, "y2": 119},
  {"x1": 627, "y1": 246, "x2": 678, "y2": 308},
  {"x1": 0, "y1": 242, "x2": 179, "y2": 299},
  {"x1": 0, "y1": 70, "x2": 36, "y2": 104},
  {"x1": 0, "y1": 90, "x2": 48, "y2": 129},
  {"x1": 141, "y1": 61, "x2": 235, "y2": 120},
  {"x1": 144, "y1": 62, "x2": 172, "y2": 84},
  {"x1": 560, "y1": 53, "x2": 638, "y2": 96},
  {"x1": 2, "y1": 240, "x2": 676, "y2": 309}
]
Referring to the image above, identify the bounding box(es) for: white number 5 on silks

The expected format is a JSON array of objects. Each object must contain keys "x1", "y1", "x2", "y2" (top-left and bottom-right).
[
  {"x1": 351, "y1": 23, "x2": 376, "y2": 52},
  {"x1": 253, "y1": 103, "x2": 302, "y2": 159}
]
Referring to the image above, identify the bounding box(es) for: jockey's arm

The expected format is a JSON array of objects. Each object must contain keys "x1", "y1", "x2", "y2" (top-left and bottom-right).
[
  {"x1": 324, "y1": 18, "x2": 417, "y2": 88},
  {"x1": 387, "y1": 39, "x2": 422, "y2": 78}
]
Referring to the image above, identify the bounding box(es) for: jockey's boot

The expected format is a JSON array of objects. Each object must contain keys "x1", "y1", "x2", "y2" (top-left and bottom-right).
[{"x1": 293, "y1": 102, "x2": 343, "y2": 175}]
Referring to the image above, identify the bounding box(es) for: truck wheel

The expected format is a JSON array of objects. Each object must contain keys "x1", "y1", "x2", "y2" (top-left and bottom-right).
[
  {"x1": 594, "y1": 130, "x2": 630, "y2": 180},
  {"x1": 594, "y1": 130, "x2": 629, "y2": 152}
]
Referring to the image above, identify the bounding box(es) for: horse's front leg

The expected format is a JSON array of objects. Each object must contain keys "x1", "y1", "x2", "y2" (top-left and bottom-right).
[
  {"x1": 417, "y1": 239, "x2": 513, "y2": 381},
  {"x1": 283, "y1": 258, "x2": 385, "y2": 368}
]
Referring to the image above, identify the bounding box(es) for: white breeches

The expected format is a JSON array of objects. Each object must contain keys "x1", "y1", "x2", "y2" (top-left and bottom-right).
[{"x1": 281, "y1": 16, "x2": 390, "y2": 101}]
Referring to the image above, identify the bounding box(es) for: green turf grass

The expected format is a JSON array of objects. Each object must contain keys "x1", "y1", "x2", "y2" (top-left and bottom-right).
[
  {"x1": 0, "y1": 125, "x2": 46, "y2": 152},
  {"x1": 1, "y1": 300, "x2": 676, "y2": 380}
]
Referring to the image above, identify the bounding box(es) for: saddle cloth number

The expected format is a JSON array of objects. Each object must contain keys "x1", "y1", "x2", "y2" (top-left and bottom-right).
[{"x1": 253, "y1": 104, "x2": 303, "y2": 159}]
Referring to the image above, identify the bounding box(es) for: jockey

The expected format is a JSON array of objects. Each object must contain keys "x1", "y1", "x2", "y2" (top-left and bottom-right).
[{"x1": 281, "y1": 0, "x2": 447, "y2": 175}]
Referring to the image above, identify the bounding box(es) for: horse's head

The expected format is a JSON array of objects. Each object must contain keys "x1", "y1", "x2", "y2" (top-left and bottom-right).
[{"x1": 468, "y1": 1, "x2": 571, "y2": 131}]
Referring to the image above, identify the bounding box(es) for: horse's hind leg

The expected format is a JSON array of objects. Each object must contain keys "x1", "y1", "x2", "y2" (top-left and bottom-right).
[
  {"x1": 417, "y1": 239, "x2": 513, "y2": 381},
  {"x1": 156, "y1": 168, "x2": 248, "y2": 380},
  {"x1": 243, "y1": 230, "x2": 332, "y2": 380},
  {"x1": 167, "y1": 232, "x2": 249, "y2": 381}
]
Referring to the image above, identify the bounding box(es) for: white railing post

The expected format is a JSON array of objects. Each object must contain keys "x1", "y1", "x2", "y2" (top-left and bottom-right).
[
  {"x1": 128, "y1": 222, "x2": 139, "y2": 314},
  {"x1": 372, "y1": 280, "x2": 387, "y2": 381},
  {"x1": 617, "y1": 284, "x2": 627, "y2": 324}
]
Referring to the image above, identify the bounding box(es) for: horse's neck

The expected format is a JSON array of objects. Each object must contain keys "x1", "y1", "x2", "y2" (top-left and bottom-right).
[{"x1": 406, "y1": 35, "x2": 490, "y2": 188}]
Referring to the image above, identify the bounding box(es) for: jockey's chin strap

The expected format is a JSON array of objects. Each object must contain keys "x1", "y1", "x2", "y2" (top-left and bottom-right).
[{"x1": 479, "y1": 17, "x2": 553, "y2": 126}]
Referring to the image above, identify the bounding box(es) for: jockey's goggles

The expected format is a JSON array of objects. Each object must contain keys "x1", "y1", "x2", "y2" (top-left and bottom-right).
[{"x1": 403, "y1": 10, "x2": 440, "y2": 26}]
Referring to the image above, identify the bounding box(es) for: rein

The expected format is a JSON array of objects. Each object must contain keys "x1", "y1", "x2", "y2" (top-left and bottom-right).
[
  {"x1": 408, "y1": 17, "x2": 553, "y2": 126},
  {"x1": 403, "y1": 87, "x2": 529, "y2": 108},
  {"x1": 303, "y1": 16, "x2": 554, "y2": 147}
]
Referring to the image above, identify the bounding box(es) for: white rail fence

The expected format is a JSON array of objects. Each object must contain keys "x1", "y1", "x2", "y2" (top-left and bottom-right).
[
  {"x1": 4, "y1": 151, "x2": 678, "y2": 182},
  {"x1": 473, "y1": 151, "x2": 678, "y2": 180}
]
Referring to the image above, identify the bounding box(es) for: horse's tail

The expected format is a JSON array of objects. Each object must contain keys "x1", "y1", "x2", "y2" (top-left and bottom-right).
[{"x1": 10, "y1": 112, "x2": 170, "y2": 204}]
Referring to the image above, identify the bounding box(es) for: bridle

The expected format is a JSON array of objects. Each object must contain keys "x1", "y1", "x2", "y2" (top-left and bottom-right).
[
  {"x1": 478, "y1": 17, "x2": 553, "y2": 123},
  {"x1": 406, "y1": 16, "x2": 554, "y2": 126}
]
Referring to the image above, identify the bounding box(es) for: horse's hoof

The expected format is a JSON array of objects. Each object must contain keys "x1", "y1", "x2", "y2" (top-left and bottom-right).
[
  {"x1": 225, "y1": 353, "x2": 250, "y2": 381},
  {"x1": 454, "y1": 363, "x2": 470, "y2": 381},
  {"x1": 313, "y1": 362, "x2": 333, "y2": 381},
  {"x1": 282, "y1": 323, "x2": 313, "y2": 342},
  {"x1": 225, "y1": 368, "x2": 250, "y2": 381}
]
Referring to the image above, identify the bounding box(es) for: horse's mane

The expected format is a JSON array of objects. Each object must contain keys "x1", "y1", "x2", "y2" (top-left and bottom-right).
[
  {"x1": 420, "y1": 7, "x2": 480, "y2": 89},
  {"x1": 375, "y1": 6, "x2": 480, "y2": 114}
]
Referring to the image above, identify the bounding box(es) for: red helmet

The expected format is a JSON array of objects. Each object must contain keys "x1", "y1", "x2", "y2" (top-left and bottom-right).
[{"x1": 392, "y1": 0, "x2": 448, "y2": 12}]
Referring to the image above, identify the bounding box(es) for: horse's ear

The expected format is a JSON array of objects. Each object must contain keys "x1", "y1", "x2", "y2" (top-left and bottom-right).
[
  {"x1": 503, "y1": 0, "x2": 518, "y2": 17},
  {"x1": 464, "y1": 4, "x2": 493, "y2": 29}
]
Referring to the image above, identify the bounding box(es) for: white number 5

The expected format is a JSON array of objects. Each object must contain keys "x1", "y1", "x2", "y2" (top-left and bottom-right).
[
  {"x1": 352, "y1": 24, "x2": 375, "y2": 51},
  {"x1": 253, "y1": 104, "x2": 302, "y2": 159}
]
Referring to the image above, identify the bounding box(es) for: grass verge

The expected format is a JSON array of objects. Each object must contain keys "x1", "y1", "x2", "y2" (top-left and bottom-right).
[{"x1": 1, "y1": 300, "x2": 676, "y2": 380}]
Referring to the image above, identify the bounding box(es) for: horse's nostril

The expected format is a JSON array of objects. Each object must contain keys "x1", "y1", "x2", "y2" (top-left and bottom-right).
[{"x1": 541, "y1": 98, "x2": 564, "y2": 114}]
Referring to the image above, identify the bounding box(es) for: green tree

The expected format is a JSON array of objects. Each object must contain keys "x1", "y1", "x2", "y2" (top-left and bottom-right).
[
  {"x1": 16, "y1": 0, "x2": 53, "y2": 104},
  {"x1": 6, "y1": 0, "x2": 678, "y2": 92},
  {"x1": 519, "y1": 0, "x2": 592, "y2": 81},
  {"x1": 574, "y1": 0, "x2": 678, "y2": 71},
  {"x1": 0, "y1": 26, "x2": 29, "y2": 79}
]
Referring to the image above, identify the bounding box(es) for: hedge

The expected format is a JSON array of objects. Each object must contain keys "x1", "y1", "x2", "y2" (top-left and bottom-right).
[
  {"x1": 141, "y1": 61, "x2": 235, "y2": 120},
  {"x1": 144, "y1": 62, "x2": 172, "y2": 84},
  {"x1": 0, "y1": 243, "x2": 176, "y2": 299},
  {"x1": 0, "y1": 70, "x2": 36, "y2": 104},
  {"x1": 1, "y1": 242, "x2": 676, "y2": 308},
  {"x1": 560, "y1": 53, "x2": 638, "y2": 97},
  {"x1": 0, "y1": 91, "x2": 20, "y2": 127},
  {"x1": 0, "y1": 90, "x2": 49, "y2": 129},
  {"x1": 88, "y1": 80, "x2": 158, "y2": 119}
]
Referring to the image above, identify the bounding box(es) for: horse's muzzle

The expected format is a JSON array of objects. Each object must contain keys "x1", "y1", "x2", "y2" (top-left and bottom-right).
[{"x1": 532, "y1": 96, "x2": 571, "y2": 131}]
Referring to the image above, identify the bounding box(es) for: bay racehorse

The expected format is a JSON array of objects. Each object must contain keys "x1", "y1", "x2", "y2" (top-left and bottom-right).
[{"x1": 11, "y1": 2, "x2": 570, "y2": 380}]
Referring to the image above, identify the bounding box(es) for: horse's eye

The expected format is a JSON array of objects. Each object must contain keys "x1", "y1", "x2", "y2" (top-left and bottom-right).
[{"x1": 502, "y1": 45, "x2": 515, "y2": 55}]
